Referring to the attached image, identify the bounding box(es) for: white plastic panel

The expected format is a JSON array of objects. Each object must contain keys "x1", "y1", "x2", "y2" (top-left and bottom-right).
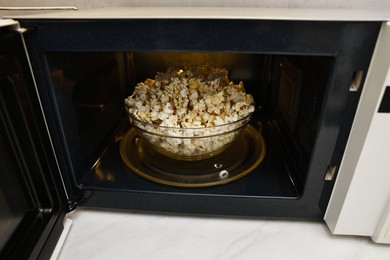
[
  {"x1": 325, "y1": 22, "x2": 390, "y2": 241},
  {"x1": 373, "y1": 197, "x2": 390, "y2": 243},
  {"x1": 335, "y1": 111, "x2": 390, "y2": 236}
]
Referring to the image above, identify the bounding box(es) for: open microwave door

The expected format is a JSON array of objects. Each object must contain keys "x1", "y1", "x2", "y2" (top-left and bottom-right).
[
  {"x1": 0, "y1": 20, "x2": 69, "y2": 259},
  {"x1": 325, "y1": 21, "x2": 390, "y2": 244}
]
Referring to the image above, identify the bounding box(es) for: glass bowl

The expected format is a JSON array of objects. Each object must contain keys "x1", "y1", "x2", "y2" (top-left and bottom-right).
[{"x1": 128, "y1": 114, "x2": 252, "y2": 161}]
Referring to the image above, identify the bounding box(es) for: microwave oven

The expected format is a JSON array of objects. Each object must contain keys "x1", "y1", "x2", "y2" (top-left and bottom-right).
[{"x1": 1, "y1": 7, "x2": 390, "y2": 259}]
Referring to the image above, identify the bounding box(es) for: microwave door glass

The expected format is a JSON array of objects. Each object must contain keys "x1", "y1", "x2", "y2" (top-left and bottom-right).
[{"x1": 0, "y1": 26, "x2": 67, "y2": 259}]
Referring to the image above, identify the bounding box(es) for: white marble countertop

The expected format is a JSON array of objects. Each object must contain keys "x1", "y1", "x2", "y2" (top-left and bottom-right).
[{"x1": 56, "y1": 208, "x2": 390, "y2": 259}]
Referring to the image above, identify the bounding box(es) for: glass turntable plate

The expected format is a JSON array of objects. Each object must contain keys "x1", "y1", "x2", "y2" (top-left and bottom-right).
[{"x1": 119, "y1": 125, "x2": 266, "y2": 187}]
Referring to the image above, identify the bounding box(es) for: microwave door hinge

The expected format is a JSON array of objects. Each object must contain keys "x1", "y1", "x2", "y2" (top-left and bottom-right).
[
  {"x1": 67, "y1": 200, "x2": 78, "y2": 213},
  {"x1": 0, "y1": 19, "x2": 26, "y2": 33},
  {"x1": 11, "y1": 26, "x2": 28, "y2": 34},
  {"x1": 2, "y1": 19, "x2": 31, "y2": 34}
]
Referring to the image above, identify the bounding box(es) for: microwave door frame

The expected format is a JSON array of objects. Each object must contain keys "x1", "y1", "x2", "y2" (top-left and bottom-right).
[
  {"x1": 0, "y1": 20, "x2": 69, "y2": 259},
  {"x1": 18, "y1": 17, "x2": 381, "y2": 220},
  {"x1": 325, "y1": 21, "x2": 390, "y2": 244}
]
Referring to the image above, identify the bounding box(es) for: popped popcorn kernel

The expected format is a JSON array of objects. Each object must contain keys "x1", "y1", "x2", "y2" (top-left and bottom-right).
[{"x1": 126, "y1": 66, "x2": 254, "y2": 127}]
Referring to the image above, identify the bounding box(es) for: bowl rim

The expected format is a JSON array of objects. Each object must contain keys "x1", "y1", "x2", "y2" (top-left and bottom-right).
[
  {"x1": 128, "y1": 113, "x2": 253, "y2": 138},
  {"x1": 128, "y1": 112, "x2": 252, "y2": 130}
]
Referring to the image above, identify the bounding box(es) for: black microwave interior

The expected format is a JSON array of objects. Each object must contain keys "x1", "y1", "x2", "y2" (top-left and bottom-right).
[
  {"x1": 19, "y1": 19, "x2": 380, "y2": 218},
  {"x1": 47, "y1": 51, "x2": 331, "y2": 197}
]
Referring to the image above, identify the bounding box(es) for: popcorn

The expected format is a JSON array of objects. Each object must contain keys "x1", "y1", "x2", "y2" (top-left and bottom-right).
[{"x1": 125, "y1": 66, "x2": 255, "y2": 159}]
